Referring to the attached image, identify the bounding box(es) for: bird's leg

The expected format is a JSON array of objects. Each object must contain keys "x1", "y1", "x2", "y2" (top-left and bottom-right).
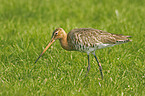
[
  {"x1": 93, "y1": 52, "x2": 103, "y2": 80},
  {"x1": 85, "y1": 54, "x2": 90, "y2": 76},
  {"x1": 87, "y1": 54, "x2": 91, "y2": 72}
]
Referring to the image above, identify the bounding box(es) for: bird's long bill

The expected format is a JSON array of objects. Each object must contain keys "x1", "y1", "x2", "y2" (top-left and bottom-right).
[{"x1": 34, "y1": 39, "x2": 55, "y2": 63}]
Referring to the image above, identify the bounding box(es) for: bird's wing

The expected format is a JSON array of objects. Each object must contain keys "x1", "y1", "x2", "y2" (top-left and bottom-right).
[{"x1": 68, "y1": 28, "x2": 131, "y2": 47}]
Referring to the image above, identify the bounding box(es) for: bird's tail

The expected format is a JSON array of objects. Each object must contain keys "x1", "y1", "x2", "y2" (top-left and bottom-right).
[{"x1": 116, "y1": 35, "x2": 132, "y2": 44}]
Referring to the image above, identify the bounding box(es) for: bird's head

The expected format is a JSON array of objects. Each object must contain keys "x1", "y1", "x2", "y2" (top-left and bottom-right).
[
  {"x1": 51, "y1": 28, "x2": 66, "y2": 40},
  {"x1": 34, "y1": 28, "x2": 66, "y2": 63}
]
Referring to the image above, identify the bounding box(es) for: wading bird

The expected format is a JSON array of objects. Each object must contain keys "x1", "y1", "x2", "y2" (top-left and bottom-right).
[{"x1": 35, "y1": 28, "x2": 131, "y2": 79}]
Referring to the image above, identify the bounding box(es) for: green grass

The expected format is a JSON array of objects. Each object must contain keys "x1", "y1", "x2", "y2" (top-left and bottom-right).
[{"x1": 0, "y1": 0, "x2": 145, "y2": 95}]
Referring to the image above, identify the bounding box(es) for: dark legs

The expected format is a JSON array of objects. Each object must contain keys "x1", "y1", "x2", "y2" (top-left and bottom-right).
[
  {"x1": 85, "y1": 52, "x2": 103, "y2": 80},
  {"x1": 85, "y1": 54, "x2": 90, "y2": 76},
  {"x1": 87, "y1": 54, "x2": 91, "y2": 72},
  {"x1": 93, "y1": 54, "x2": 103, "y2": 80}
]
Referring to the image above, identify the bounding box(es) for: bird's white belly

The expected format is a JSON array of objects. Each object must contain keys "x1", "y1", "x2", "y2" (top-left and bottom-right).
[
  {"x1": 75, "y1": 43, "x2": 115, "y2": 53},
  {"x1": 97, "y1": 43, "x2": 115, "y2": 49},
  {"x1": 84, "y1": 43, "x2": 115, "y2": 53}
]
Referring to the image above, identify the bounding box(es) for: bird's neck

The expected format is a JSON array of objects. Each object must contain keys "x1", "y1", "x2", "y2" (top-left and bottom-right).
[{"x1": 59, "y1": 34, "x2": 70, "y2": 50}]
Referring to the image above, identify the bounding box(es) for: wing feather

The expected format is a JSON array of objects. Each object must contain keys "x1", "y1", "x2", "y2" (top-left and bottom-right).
[{"x1": 67, "y1": 28, "x2": 131, "y2": 49}]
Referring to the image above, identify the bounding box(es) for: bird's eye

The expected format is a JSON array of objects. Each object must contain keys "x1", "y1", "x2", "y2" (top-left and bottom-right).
[{"x1": 55, "y1": 32, "x2": 58, "y2": 35}]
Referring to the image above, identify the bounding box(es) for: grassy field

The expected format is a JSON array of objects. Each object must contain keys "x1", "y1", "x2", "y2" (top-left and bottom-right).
[{"x1": 0, "y1": 0, "x2": 145, "y2": 95}]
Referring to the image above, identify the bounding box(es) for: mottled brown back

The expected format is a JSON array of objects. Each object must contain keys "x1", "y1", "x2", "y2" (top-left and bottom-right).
[{"x1": 67, "y1": 28, "x2": 131, "y2": 51}]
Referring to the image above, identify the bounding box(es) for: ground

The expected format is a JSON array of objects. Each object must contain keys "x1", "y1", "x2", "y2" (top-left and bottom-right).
[{"x1": 0, "y1": 0, "x2": 145, "y2": 95}]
